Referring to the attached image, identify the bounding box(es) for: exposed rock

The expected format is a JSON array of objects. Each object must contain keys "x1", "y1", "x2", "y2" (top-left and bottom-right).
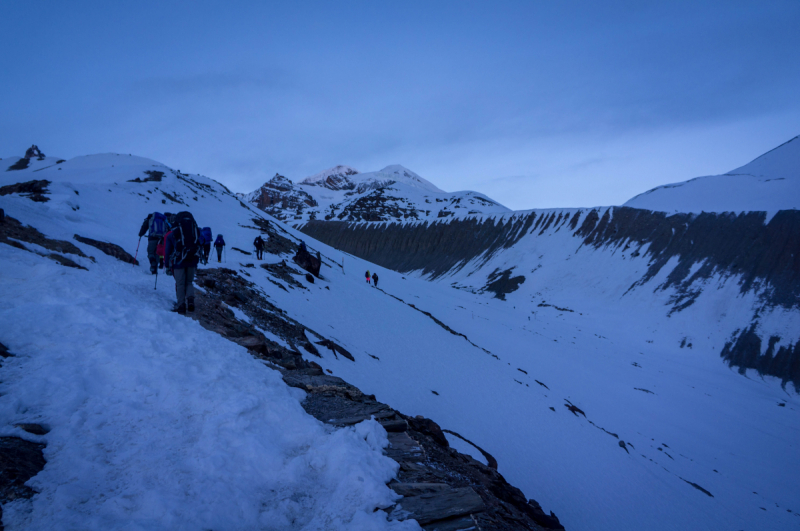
[
  {"x1": 74, "y1": 234, "x2": 138, "y2": 265},
  {"x1": 0, "y1": 437, "x2": 46, "y2": 504},
  {"x1": 0, "y1": 180, "x2": 50, "y2": 202},
  {"x1": 442, "y1": 429, "x2": 498, "y2": 469},
  {"x1": 261, "y1": 260, "x2": 306, "y2": 289},
  {"x1": 390, "y1": 486, "x2": 485, "y2": 525},
  {"x1": 292, "y1": 247, "x2": 321, "y2": 277},
  {"x1": 5, "y1": 158, "x2": 30, "y2": 171},
  {"x1": 24, "y1": 145, "x2": 45, "y2": 160},
  {"x1": 1, "y1": 215, "x2": 89, "y2": 264},
  {"x1": 14, "y1": 424, "x2": 49, "y2": 436},
  {"x1": 241, "y1": 174, "x2": 317, "y2": 221},
  {"x1": 128, "y1": 170, "x2": 164, "y2": 183},
  {"x1": 482, "y1": 268, "x2": 525, "y2": 300},
  {"x1": 720, "y1": 325, "x2": 800, "y2": 391}
]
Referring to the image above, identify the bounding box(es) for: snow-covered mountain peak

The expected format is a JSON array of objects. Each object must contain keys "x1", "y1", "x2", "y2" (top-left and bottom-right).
[
  {"x1": 624, "y1": 135, "x2": 800, "y2": 217},
  {"x1": 299, "y1": 165, "x2": 360, "y2": 190},
  {"x1": 726, "y1": 134, "x2": 800, "y2": 181},
  {"x1": 370, "y1": 165, "x2": 444, "y2": 193}
]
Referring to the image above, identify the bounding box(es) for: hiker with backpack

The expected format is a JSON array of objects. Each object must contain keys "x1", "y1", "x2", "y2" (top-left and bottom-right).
[
  {"x1": 138, "y1": 212, "x2": 168, "y2": 274},
  {"x1": 372, "y1": 271, "x2": 379, "y2": 288},
  {"x1": 214, "y1": 234, "x2": 226, "y2": 263},
  {"x1": 254, "y1": 235, "x2": 265, "y2": 260},
  {"x1": 365, "y1": 270, "x2": 370, "y2": 284},
  {"x1": 164, "y1": 211, "x2": 202, "y2": 314},
  {"x1": 200, "y1": 227, "x2": 213, "y2": 265}
]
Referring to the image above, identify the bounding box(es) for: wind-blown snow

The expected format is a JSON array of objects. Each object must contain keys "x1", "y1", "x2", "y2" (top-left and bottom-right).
[{"x1": 624, "y1": 135, "x2": 800, "y2": 219}]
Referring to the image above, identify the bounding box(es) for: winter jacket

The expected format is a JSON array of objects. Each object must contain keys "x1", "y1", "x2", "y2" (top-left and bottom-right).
[
  {"x1": 214, "y1": 235, "x2": 225, "y2": 248},
  {"x1": 254, "y1": 236, "x2": 264, "y2": 249}
]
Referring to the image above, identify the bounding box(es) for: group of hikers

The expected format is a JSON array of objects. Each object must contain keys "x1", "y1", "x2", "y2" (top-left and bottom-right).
[
  {"x1": 138, "y1": 210, "x2": 381, "y2": 314},
  {"x1": 137, "y1": 211, "x2": 267, "y2": 313}
]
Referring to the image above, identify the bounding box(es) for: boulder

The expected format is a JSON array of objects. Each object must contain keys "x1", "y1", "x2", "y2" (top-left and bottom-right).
[{"x1": 292, "y1": 247, "x2": 321, "y2": 277}]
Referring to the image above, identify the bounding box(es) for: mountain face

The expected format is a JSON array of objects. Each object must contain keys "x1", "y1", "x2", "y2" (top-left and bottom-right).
[
  {"x1": 299, "y1": 164, "x2": 360, "y2": 190},
  {"x1": 292, "y1": 137, "x2": 800, "y2": 531},
  {"x1": 240, "y1": 165, "x2": 509, "y2": 222},
  {"x1": 0, "y1": 151, "x2": 562, "y2": 531},
  {"x1": 3, "y1": 139, "x2": 799, "y2": 531},
  {"x1": 238, "y1": 173, "x2": 318, "y2": 219},
  {"x1": 624, "y1": 135, "x2": 800, "y2": 216}
]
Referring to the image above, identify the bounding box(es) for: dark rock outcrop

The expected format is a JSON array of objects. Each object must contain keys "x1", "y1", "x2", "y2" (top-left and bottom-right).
[
  {"x1": 0, "y1": 436, "x2": 46, "y2": 526},
  {"x1": 720, "y1": 325, "x2": 800, "y2": 390},
  {"x1": 24, "y1": 145, "x2": 45, "y2": 160},
  {"x1": 128, "y1": 170, "x2": 164, "y2": 183},
  {"x1": 243, "y1": 174, "x2": 317, "y2": 221},
  {"x1": 292, "y1": 247, "x2": 321, "y2": 277},
  {"x1": 0, "y1": 216, "x2": 88, "y2": 259},
  {"x1": 0, "y1": 180, "x2": 50, "y2": 202},
  {"x1": 74, "y1": 234, "x2": 138, "y2": 264},
  {"x1": 299, "y1": 207, "x2": 800, "y2": 385},
  {"x1": 299, "y1": 214, "x2": 535, "y2": 279}
]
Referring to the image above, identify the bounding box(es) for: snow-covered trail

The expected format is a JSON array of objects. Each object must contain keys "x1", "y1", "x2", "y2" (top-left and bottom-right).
[{"x1": 0, "y1": 243, "x2": 416, "y2": 530}]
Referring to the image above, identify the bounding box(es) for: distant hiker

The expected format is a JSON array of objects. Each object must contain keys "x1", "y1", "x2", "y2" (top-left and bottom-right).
[
  {"x1": 164, "y1": 211, "x2": 202, "y2": 314},
  {"x1": 214, "y1": 234, "x2": 226, "y2": 262},
  {"x1": 365, "y1": 270, "x2": 370, "y2": 284},
  {"x1": 254, "y1": 235, "x2": 265, "y2": 260},
  {"x1": 138, "y1": 212, "x2": 168, "y2": 274},
  {"x1": 299, "y1": 240, "x2": 307, "y2": 253},
  {"x1": 200, "y1": 226, "x2": 213, "y2": 265},
  {"x1": 372, "y1": 272, "x2": 379, "y2": 288}
]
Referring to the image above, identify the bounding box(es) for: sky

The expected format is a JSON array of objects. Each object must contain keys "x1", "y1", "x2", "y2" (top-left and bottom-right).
[{"x1": 1, "y1": 0, "x2": 799, "y2": 210}]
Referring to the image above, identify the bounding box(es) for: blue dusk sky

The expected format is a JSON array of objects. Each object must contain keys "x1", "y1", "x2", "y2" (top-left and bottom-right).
[{"x1": 1, "y1": 1, "x2": 798, "y2": 210}]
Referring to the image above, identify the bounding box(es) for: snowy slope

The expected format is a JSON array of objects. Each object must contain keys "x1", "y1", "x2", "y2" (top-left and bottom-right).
[
  {"x1": 4, "y1": 151, "x2": 799, "y2": 531},
  {"x1": 625, "y1": 135, "x2": 800, "y2": 217},
  {"x1": 242, "y1": 164, "x2": 508, "y2": 222},
  {"x1": 0, "y1": 154, "x2": 420, "y2": 530},
  {"x1": 299, "y1": 206, "x2": 800, "y2": 531}
]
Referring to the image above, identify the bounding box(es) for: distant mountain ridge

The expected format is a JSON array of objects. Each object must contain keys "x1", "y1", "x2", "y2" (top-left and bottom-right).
[
  {"x1": 240, "y1": 164, "x2": 508, "y2": 222},
  {"x1": 625, "y1": 135, "x2": 800, "y2": 216}
]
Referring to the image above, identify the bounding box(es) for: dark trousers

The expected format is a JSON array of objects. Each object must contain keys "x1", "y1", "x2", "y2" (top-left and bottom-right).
[
  {"x1": 256, "y1": 248, "x2": 263, "y2": 260},
  {"x1": 215, "y1": 246, "x2": 223, "y2": 261},
  {"x1": 174, "y1": 267, "x2": 196, "y2": 307},
  {"x1": 147, "y1": 238, "x2": 159, "y2": 272},
  {"x1": 202, "y1": 243, "x2": 210, "y2": 263}
]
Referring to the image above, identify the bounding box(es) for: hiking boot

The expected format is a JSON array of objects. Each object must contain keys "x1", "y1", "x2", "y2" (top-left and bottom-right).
[
  {"x1": 187, "y1": 298, "x2": 195, "y2": 312},
  {"x1": 150, "y1": 266, "x2": 157, "y2": 274},
  {"x1": 172, "y1": 304, "x2": 186, "y2": 314}
]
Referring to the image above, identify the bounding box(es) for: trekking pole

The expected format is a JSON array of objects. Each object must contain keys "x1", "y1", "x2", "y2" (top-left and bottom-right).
[
  {"x1": 133, "y1": 237, "x2": 141, "y2": 268},
  {"x1": 154, "y1": 265, "x2": 158, "y2": 290}
]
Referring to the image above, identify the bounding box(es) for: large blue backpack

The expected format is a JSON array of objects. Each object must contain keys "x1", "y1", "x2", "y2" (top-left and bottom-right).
[
  {"x1": 201, "y1": 227, "x2": 212, "y2": 244},
  {"x1": 148, "y1": 212, "x2": 167, "y2": 238}
]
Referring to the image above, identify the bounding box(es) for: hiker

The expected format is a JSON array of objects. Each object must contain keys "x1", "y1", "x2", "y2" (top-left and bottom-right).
[
  {"x1": 372, "y1": 272, "x2": 379, "y2": 288},
  {"x1": 365, "y1": 270, "x2": 370, "y2": 284},
  {"x1": 138, "y1": 212, "x2": 168, "y2": 274},
  {"x1": 164, "y1": 211, "x2": 202, "y2": 314},
  {"x1": 299, "y1": 240, "x2": 307, "y2": 253},
  {"x1": 254, "y1": 235, "x2": 265, "y2": 260},
  {"x1": 200, "y1": 226, "x2": 213, "y2": 265},
  {"x1": 213, "y1": 234, "x2": 226, "y2": 262}
]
